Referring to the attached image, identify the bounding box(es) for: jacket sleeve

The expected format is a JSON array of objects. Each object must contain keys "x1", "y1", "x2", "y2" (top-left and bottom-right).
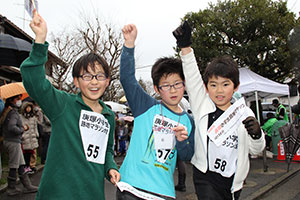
[
  {"x1": 7, "y1": 111, "x2": 24, "y2": 136},
  {"x1": 180, "y1": 49, "x2": 215, "y2": 121},
  {"x1": 176, "y1": 119, "x2": 195, "y2": 161},
  {"x1": 104, "y1": 113, "x2": 118, "y2": 180},
  {"x1": 120, "y1": 46, "x2": 156, "y2": 117},
  {"x1": 20, "y1": 42, "x2": 68, "y2": 121}
]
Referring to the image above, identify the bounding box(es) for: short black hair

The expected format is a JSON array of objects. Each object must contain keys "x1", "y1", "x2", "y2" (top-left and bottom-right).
[
  {"x1": 5, "y1": 94, "x2": 22, "y2": 107},
  {"x1": 151, "y1": 57, "x2": 184, "y2": 88},
  {"x1": 72, "y1": 53, "x2": 110, "y2": 78},
  {"x1": 272, "y1": 99, "x2": 279, "y2": 105},
  {"x1": 203, "y1": 56, "x2": 239, "y2": 89},
  {"x1": 266, "y1": 112, "x2": 275, "y2": 119}
]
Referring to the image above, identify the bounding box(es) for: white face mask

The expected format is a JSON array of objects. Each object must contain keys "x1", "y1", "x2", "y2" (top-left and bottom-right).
[{"x1": 15, "y1": 100, "x2": 22, "y2": 108}]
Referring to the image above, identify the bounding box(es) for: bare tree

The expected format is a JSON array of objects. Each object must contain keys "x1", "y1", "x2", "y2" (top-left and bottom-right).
[{"x1": 49, "y1": 16, "x2": 124, "y2": 101}]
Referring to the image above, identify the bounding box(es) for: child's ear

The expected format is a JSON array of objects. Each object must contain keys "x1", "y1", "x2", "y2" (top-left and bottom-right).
[
  {"x1": 205, "y1": 84, "x2": 209, "y2": 93},
  {"x1": 234, "y1": 83, "x2": 240, "y2": 92},
  {"x1": 153, "y1": 85, "x2": 160, "y2": 95},
  {"x1": 73, "y1": 77, "x2": 80, "y2": 88}
]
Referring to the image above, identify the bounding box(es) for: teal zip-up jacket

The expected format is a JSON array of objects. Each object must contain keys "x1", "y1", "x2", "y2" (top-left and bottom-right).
[{"x1": 20, "y1": 42, "x2": 118, "y2": 200}]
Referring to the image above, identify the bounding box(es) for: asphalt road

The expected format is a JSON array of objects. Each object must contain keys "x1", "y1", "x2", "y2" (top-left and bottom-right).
[{"x1": 1, "y1": 160, "x2": 299, "y2": 200}]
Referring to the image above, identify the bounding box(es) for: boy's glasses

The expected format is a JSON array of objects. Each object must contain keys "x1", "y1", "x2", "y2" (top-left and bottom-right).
[
  {"x1": 158, "y1": 82, "x2": 185, "y2": 91},
  {"x1": 79, "y1": 73, "x2": 107, "y2": 81}
]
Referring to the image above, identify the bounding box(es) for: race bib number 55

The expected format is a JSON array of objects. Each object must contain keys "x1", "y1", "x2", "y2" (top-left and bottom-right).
[{"x1": 79, "y1": 110, "x2": 110, "y2": 164}]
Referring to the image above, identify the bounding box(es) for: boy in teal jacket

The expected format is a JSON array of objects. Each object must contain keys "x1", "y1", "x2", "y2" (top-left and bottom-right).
[{"x1": 20, "y1": 11, "x2": 120, "y2": 200}]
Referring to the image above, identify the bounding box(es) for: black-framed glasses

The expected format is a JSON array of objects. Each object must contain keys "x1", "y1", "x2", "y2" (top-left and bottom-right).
[
  {"x1": 158, "y1": 82, "x2": 185, "y2": 91},
  {"x1": 79, "y1": 73, "x2": 107, "y2": 81}
]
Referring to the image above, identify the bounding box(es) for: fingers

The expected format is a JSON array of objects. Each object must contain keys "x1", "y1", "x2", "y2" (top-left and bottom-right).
[
  {"x1": 109, "y1": 169, "x2": 120, "y2": 185},
  {"x1": 242, "y1": 116, "x2": 255, "y2": 124},
  {"x1": 173, "y1": 27, "x2": 183, "y2": 37},
  {"x1": 173, "y1": 126, "x2": 188, "y2": 142},
  {"x1": 122, "y1": 24, "x2": 136, "y2": 34}
]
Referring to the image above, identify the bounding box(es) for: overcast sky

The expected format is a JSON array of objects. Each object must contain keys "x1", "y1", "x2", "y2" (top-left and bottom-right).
[{"x1": 1, "y1": 0, "x2": 300, "y2": 80}]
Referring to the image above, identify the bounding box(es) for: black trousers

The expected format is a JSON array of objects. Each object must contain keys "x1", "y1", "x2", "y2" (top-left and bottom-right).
[{"x1": 193, "y1": 166, "x2": 241, "y2": 200}]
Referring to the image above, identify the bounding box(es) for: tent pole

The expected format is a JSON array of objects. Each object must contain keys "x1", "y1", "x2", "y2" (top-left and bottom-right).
[
  {"x1": 255, "y1": 91, "x2": 268, "y2": 172},
  {"x1": 288, "y1": 94, "x2": 293, "y2": 124},
  {"x1": 255, "y1": 91, "x2": 260, "y2": 123}
]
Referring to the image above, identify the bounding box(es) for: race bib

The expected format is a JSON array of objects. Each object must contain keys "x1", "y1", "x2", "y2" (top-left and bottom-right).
[
  {"x1": 208, "y1": 132, "x2": 238, "y2": 177},
  {"x1": 117, "y1": 182, "x2": 165, "y2": 200},
  {"x1": 153, "y1": 127, "x2": 175, "y2": 163},
  {"x1": 79, "y1": 110, "x2": 110, "y2": 164},
  {"x1": 152, "y1": 114, "x2": 185, "y2": 164}
]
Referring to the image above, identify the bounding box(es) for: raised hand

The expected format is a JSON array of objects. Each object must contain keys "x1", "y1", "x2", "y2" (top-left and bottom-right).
[
  {"x1": 122, "y1": 24, "x2": 137, "y2": 48},
  {"x1": 242, "y1": 116, "x2": 262, "y2": 139},
  {"x1": 29, "y1": 10, "x2": 47, "y2": 44},
  {"x1": 172, "y1": 21, "x2": 192, "y2": 48}
]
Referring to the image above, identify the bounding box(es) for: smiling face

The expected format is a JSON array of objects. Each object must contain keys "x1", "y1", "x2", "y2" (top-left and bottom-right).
[
  {"x1": 154, "y1": 73, "x2": 185, "y2": 113},
  {"x1": 206, "y1": 75, "x2": 239, "y2": 111},
  {"x1": 73, "y1": 62, "x2": 110, "y2": 105}
]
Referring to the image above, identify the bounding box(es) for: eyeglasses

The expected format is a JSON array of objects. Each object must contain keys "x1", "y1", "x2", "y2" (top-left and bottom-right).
[
  {"x1": 158, "y1": 82, "x2": 185, "y2": 91},
  {"x1": 79, "y1": 73, "x2": 107, "y2": 81}
]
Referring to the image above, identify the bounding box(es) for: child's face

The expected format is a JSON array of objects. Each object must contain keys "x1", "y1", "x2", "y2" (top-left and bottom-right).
[
  {"x1": 73, "y1": 62, "x2": 110, "y2": 104},
  {"x1": 206, "y1": 75, "x2": 239, "y2": 111},
  {"x1": 26, "y1": 105, "x2": 32, "y2": 113},
  {"x1": 154, "y1": 73, "x2": 185, "y2": 112}
]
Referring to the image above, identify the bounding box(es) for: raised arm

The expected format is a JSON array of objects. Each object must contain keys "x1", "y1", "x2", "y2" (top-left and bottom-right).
[
  {"x1": 30, "y1": 10, "x2": 47, "y2": 44},
  {"x1": 21, "y1": 11, "x2": 66, "y2": 120},
  {"x1": 120, "y1": 24, "x2": 156, "y2": 117},
  {"x1": 122, "y1": 24, "x2": 137, "y2": 48},
  {"x1": 172, "y1": 21, "x2": 210, "y2": 120}
]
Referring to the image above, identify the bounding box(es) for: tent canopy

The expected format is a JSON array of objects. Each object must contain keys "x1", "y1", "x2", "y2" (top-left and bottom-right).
[
  {"x1": 104, "y1": 101, "x2": 128, "y2": 114},
  {"x1": 237, "y1": 67, "x2": 289, "y2": 101}
]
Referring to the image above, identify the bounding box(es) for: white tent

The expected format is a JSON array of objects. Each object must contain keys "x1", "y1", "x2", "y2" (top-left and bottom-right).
[
  {"x1": 238, "y1": 68, "x2": 289, "y2": 100},
  {"x1": 237, "y1": 67, "x2": 291, "y2": 171},
  {"x1": 237, "y1": 67, "x2": 291, "y2": 123},
  {"x1": 104, "y1": 101, "x2": 128, "y2": 114}
]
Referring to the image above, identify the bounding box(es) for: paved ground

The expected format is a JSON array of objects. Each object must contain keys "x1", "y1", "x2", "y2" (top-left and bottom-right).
[{"x1": 1, "y1": 154, "x2": 300, "y2": 200}]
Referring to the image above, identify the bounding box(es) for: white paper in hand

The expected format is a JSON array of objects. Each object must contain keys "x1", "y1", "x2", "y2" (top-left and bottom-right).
[{"x1": 25, "y1": 0, "x2": 39, "y2": 18}]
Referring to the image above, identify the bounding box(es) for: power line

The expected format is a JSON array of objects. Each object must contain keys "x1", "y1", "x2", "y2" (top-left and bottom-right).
[
  {"x1": 289, "y1": 0, "x2": 297, "y2": 11},
  {"x1": 135, "y1": 65, "x2": 152, "y2": 70}
]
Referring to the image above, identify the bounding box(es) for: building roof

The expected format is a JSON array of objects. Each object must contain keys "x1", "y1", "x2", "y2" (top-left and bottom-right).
[{"x1": 0, "y1": 14, "x2": 66, "y2": 83}]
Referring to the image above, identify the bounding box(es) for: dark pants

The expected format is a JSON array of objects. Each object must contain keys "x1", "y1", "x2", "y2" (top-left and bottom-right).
[
  {"x1": 193, "y1": 166, "x2": 241, "y2": 200},
  {"x1": 23, "y1": 152, "x2": 31, "y2": 167},
  {"x1": 119, "y1": 140, "x2": 126, "y2": 155},
  {"x1": 41, "y1": 132, "x2": 50, "y2": 164},
  {"x1": 116, "y1": 188, "x2": 174, "y2": 200}
]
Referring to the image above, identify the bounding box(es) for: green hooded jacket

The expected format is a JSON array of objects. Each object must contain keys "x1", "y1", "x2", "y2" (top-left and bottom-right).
[{"x1": 20, "y1": 42, "x2": 118, "y2": 200}]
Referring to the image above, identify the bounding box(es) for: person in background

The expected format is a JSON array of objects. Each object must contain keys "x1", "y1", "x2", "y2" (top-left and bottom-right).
[
  {"x1": 114, "y1": 113, "x2": 119, "y2": 156},
  {"x1": 250, "y1": 100, "x2": 264, "y2": 125},
  {"x1": 40, "y1": 109, "x2": 51, "y2": 165},
  {"x1": 1, "y1": 95, "x2": 38, "y2": 196},
  {"x1": 175, "y1": 156, "x2": 187, "y2": 192},
  {"x1": 0, "y1": 97, "x2": 5, "y2": 180},
  {"x1": 262, "y1": 112, "x2": 277, "y2": 151},
  {"x1": 20, "y1": 101, "x2": 40, "y2": 174},
  {"x1": 117, "y1": 119, "x2": 128, "y2": 156},
  {"x1": 291, "y1": 85, "x2": 300, "y2": 124},
  {"x1": 272, "y1": 99, "x2": 289, "y2": 122}
]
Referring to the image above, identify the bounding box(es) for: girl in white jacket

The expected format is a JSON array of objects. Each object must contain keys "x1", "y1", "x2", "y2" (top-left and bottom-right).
[{"x1": 173, "y1": 21, "x2": 265, "y2": 200}]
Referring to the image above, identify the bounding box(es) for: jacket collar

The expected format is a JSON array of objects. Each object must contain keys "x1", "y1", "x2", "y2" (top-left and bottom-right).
[{"x1": 75, "y1": 92, "x2": 113, "y2": 116}]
